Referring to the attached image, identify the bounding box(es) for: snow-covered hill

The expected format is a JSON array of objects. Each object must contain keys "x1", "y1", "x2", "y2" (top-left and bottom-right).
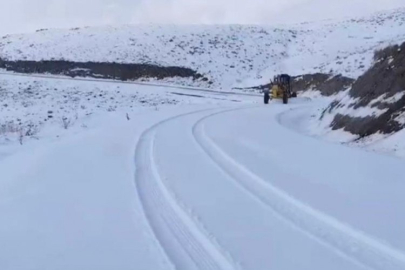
[
  {"x1": 1, "y1": 8, "x2": 405, "y2": 88},
  {"x1": 0, "y1": 25, "x2": 290, "y2": 89},
  {"x1": 283, "y1": 8, "x2": 405, "y2": 79}
]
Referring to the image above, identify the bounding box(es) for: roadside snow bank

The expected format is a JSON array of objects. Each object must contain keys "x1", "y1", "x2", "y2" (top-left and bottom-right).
[
  {"x1": 362, "y1": 129, "x2": 405, "y2": 158},
  {"x1": 280, "y1": 99, "x2": 405, "y2": 158}
]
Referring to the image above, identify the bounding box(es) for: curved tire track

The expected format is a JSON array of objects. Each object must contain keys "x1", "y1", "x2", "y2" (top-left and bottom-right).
[
  {"x1": 192, "y1": 110, "x2": 405, "y2": 270},
  {"x1": 134, "y1": 108, "x2": 236, "y2": 270}
]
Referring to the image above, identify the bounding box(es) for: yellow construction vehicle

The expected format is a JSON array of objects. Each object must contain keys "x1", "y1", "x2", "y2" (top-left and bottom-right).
[{"x1": 264, "y1": 74, "x2": 297, "y2": 104}]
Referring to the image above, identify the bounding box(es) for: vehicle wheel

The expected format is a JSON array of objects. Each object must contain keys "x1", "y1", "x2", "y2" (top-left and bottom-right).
[
  {"x1": 264, "y1": 93, "x2": 270, "y2": 104},
  {"x1": 283, "y1": 92, "x2": 288, "y2": 104}
]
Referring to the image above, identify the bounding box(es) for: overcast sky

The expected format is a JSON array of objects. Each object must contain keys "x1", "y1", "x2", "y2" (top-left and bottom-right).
[{"x1": 1, "y1": 0, "x2": 404, "y2": 35}]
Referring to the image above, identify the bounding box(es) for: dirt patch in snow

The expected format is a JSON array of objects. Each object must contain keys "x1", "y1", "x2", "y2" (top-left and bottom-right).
[{"x1": 0, "y1": 59, "x2": 211, "y2": 84}]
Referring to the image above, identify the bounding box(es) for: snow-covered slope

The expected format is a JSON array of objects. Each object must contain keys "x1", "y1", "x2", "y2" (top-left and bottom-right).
[
  {"x1": 1, "y1": 8, "x2": 405, "y2": 88},
  {"x1": 284, "y1": 8, "x2": 405, "y2": 79},
  {"x1": 0, "y1": 25, "x2": 290, "y2": 89},
  {"x1": 305, "y1": 40, "x2": 405, "y2": 156},
  {"x1": 0, "y1": 73, "x2": 256, "y2": 160}
]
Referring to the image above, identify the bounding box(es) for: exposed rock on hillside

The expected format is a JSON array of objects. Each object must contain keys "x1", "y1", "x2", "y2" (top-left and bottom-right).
[
  {"x1": 292, "y1": 74, "x2": 354, "y2": 96},
  {"x1": 322, "y1": 42, "x2": 405, "y2": 137}
]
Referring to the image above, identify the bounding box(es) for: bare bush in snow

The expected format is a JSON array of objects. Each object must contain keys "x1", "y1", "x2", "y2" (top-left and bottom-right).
[
  {"x1": 62, "y1": 117, "x2": 72, "y2": 129},
  {"x1": 19, "y1": 129, "x2": 24, "y2": 145},
  {"x1": 25, "y1": 122, "x2": 40, "y2": 137},
  {"x1": 0, "y1": 121, "x2": 21, "y2": 135}
]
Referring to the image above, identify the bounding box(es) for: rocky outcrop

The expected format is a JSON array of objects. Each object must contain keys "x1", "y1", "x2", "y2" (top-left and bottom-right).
[
  {"x1": 326, "y1": 42, "x2": 405, "y2": 137},
  {"x1": 292, "y1": 74, "x2": 354, "y2": 96},
  {"x1": 0, "y1": 59, "x2": 210, "y2": 83}
]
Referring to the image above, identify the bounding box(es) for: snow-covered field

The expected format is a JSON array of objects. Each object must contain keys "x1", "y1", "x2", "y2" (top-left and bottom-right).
[
  {"x1": 0, "y1": 73, "x2": 255, "y2": 160},
  {"x1": 1, "y1": 8, "x2": 405, "y2": 88}
]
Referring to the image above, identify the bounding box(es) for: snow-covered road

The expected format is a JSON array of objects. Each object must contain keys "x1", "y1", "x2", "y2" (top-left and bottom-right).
[
  {"x1": 1, "y1": 95, "x2": 404, "y2": 270},
  {"x1": 136, "y1": 102, "x2": 405, "y2": 270}
]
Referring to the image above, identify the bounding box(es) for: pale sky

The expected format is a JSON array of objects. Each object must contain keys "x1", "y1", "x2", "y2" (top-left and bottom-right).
[{"x1": 1, "y1": 0, "x2": 404, "y2": 35}]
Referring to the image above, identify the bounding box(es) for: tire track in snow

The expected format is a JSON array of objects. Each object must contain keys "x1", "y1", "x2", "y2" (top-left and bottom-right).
[
  {"x1": 192, "y1": 110, "x2": 405, "y2": 270},
  {"x1": 134, "y1": 109, "x2": 237, "y2": 270}
]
